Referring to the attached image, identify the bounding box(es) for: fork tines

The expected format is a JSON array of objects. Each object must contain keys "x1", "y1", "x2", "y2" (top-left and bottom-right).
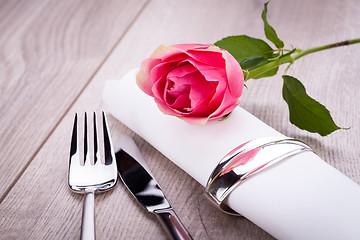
[{"x1": 70, "y1": 111, "x2": 114, "y2": 166}]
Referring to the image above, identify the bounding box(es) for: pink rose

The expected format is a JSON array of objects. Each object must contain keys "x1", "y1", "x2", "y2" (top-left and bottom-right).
[{"x1": 136, "y1": 44, "x2": 244, "y2": 125}]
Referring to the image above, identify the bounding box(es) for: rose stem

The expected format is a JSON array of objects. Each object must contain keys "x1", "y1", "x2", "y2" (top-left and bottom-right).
[{"x1": 246, "y1": 38, "x2": 360, "y2": 79}]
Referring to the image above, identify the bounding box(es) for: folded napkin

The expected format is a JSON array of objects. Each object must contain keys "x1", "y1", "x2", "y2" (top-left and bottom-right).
[{"x1": 103, "y1": 68, "x2": 360, "y2": 240}]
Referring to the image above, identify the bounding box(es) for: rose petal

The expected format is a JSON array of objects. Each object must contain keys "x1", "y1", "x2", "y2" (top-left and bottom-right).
[
  {"x1": 150, "y1": 61, "x2": 179, "y2": 100},
  {"x1": 186, "y1": 47, "x2": 226, "y2": 69},
  {"x1": 182, "y1": 116, "x2": 209, "y2": 125},
  {"x1": 222, "y1": 50, "x2": 244, "y2": 98},
  {"x1": 208, "y1": 90, "x2": 240, "y2": 119},
  {"x1": 150, "y1": 44, "x2": 182, "y2": 59},
  {"x1": 165, "y1": 81, "x2": 191, "y2": 99},
  {"x1": 166, "y1": 63, "x2": 198, "y2": 82},
  {"x1": 154, "y1": 98, "x2": 178, "y2": 116},
  {"x1": 136, "y1": 58, "x2": 162, "y2": 96},
  {"x1": 152, "y1": 45, "x2": 192, "y2": 63},
  {"x1": 184, "y1": 58, "x2": 227, "y2": 85},
  {"x1": 169, "y1": 94, "x2": 191, "y2": 111},
  {"x1": 166, "y1": 63, "x2": 213, "y2": 109},
  {"x1": 171, "y1": 44, "x2": 210, "y2": 51},
  {"x1": 188, "y1": 78, "x2": 217, "y2": 109},
  {"x1": 165, "y1": 81, "x2": 190, "y2": 104}
]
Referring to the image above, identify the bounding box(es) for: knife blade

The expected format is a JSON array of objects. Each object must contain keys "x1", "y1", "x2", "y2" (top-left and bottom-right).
[{"x1": 115, "y1": 134, "x2": 193, "y2": 240}]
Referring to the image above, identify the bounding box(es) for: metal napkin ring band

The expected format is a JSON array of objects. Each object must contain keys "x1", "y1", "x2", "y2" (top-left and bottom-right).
[{"x1": 205, "y1": 137, "x2": 313, "y2": 216}]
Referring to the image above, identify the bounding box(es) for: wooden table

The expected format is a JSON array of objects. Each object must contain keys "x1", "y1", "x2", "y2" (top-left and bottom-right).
[{"x1": 1, "y1": 0, "x2": 359, "y2": 239}]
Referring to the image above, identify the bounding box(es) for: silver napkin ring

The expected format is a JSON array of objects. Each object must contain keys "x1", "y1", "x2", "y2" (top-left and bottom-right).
[{"x1": 205, "y1": 137, "x2": 313, "y2": 216}]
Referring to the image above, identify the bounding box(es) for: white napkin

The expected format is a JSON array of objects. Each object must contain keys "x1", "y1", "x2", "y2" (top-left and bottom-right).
[{"x1": 103, "y1": 68, "x2": 360, "y2": 240}]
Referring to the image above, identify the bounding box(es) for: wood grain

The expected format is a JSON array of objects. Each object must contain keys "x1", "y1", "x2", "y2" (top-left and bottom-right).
[
  {"x1": 0, "y1": 0, "x2": 148, "y2": 197},
  {"x1": 1, "y1": 0, "x2": 360, "y2": 239}
]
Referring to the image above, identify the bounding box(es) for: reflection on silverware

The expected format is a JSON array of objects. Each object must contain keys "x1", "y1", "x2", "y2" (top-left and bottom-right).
[
  {"x1": 68, "y1": 112, "x2": 118, "y2": 240},
  {"x1": 205, "y1": 137, "x2": 313, "y2": 215},
  {"x1": 116, "y1": 134, "x2": 193, "y2": 240}
]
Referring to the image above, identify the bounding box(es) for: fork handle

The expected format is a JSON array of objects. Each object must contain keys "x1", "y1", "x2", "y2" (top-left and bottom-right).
[
  {"x1": 154, "y1": 208, "x2": 193, "y2": 240},
  {"x1": 81, "y1": 190, "x2": 96, "y2": 240}
]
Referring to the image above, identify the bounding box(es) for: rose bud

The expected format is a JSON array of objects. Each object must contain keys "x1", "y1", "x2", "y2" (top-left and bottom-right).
[{"x1": 136, "y1": 44, "x2": 244, "y2": 125}]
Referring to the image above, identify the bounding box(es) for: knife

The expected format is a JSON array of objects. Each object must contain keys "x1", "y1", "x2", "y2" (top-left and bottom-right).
[{"x1": 115, "y1": 134, "x2": 193, "y2": 240}]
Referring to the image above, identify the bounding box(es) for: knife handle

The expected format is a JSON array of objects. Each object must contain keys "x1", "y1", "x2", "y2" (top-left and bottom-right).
[{"x1": 154, "y1": 208, "x2": 193, "y2": 240}]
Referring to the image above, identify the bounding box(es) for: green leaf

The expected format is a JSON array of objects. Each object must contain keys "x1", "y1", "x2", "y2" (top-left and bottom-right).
[
  {"x1": 282, "y1": 75, "x2": 342, "y2": 136},
  {"x1": 253, "y1": 67, "x2": 278, "y2": 79},
  {"x1": 262, "y1": 2, "x2": 284, "y2": 49},
  {"x1": 215, "y1": 35, "x2": 277, "y2": 64},
  {"x1": 241, "y1": 56, "x2": 268, "y2": 71},
  {"x1": 215, "y1": 35, "x2": 279, "y2": 78}
]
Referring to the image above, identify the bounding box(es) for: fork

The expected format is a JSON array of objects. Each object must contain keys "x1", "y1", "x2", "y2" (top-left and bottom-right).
[{"x1": 68, "y1": 111, "x2": 118, "y2": 240}]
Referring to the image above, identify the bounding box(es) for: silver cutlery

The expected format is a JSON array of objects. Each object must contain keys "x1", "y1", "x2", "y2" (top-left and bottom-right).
[
  {"x1": 68, "y1": 112, "x2": 118, "y2": 240},
  {"x1": 115, "y1": 134, "x2": 193, "y2": 240}
]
